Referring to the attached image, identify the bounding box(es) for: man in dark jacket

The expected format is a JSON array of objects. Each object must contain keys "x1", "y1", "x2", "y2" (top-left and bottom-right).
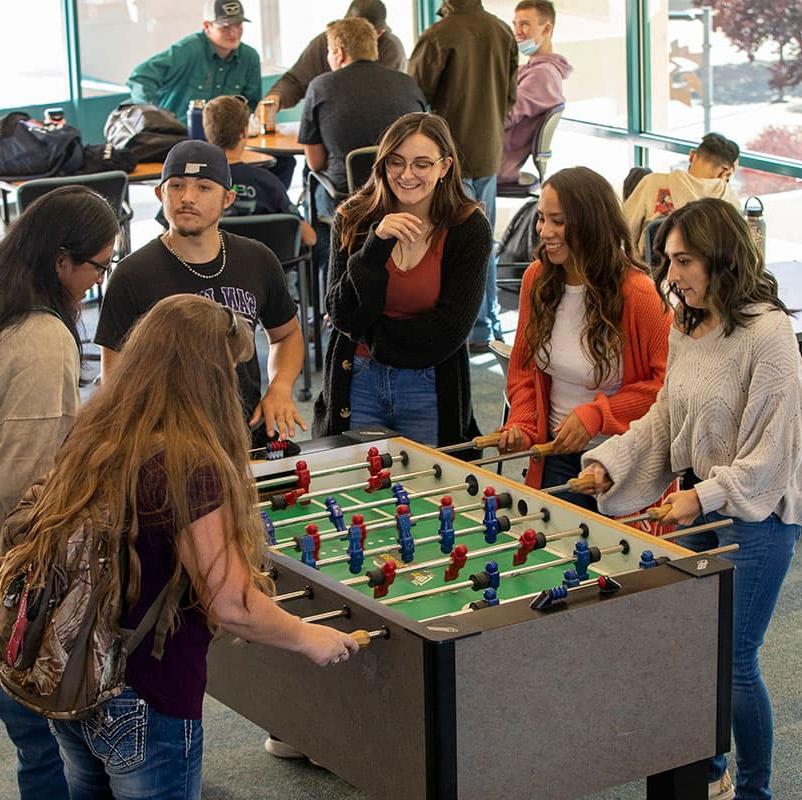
[
  {"x1": 265, "y1": 0, "x2": 406, "y2": 112},
  {"x1": 409, "y1": 0, "x2": 517, "y2": 352}
]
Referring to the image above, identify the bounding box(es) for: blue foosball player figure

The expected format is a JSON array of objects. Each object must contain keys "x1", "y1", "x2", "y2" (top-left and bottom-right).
[
  {"x1": 325, "y1": 496, "x2": 346, "y2": 532},
  {"x1": 396, "y1": 504, "x2": 416, "y2": 563},
  {"x1": 392, "y1": 483, "x2": 411, "y2": 509},
  {"x1": 563, "y1": 568, "x2": 581, "y2": 588},
  {"x1": 438, "y1": 495, "x2": 456, "y2": 553},
  {"x1": 574, "y1": 539, "x2": 592, "y2": 580},
  {"x1": 300, "y1": 534, "x2": 317, "y2": 569},
  {"x1": 260, "y1": 511, "x2": 276, "y2": 545},
  {"x1": 347, "y1": 525, "x2": 365, "y2": 574},
  {"x1": 482, "y1": 487, "x2": 501, "y2": 543},
  {"x1": 639, "y1": 550, "x2": 657, "y2": 569}
]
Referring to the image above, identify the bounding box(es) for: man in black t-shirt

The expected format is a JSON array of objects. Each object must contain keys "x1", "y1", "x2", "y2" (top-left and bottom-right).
[{"x1": 96, "y1": 140, "x2": 306, "y2": 439}]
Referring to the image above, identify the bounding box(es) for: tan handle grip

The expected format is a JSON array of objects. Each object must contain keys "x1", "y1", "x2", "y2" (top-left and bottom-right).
[
  {"x1": 472, "y1": 432, "x2": 503, "y2": 450},
  {"x1": 648, "y1": 503, "x2": 673, "y2": 521},
  {"x1": 530, "y1": 441, "x2": 556, "y2": 459},
  {"x1": 352, "y1": 630, "x2": 372, "y2": 648},
  {"x1": 567, "y1": 474, "x2": 597, "y2": 492}
]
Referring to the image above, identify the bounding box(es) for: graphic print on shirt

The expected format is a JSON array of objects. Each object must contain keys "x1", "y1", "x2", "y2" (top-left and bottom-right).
[
  {"x1": 196, "y1": 287, "x2": 258, "y2": 320},
  {"x1": 653, "y1": 187, "x2": 675, "y2": 217}
]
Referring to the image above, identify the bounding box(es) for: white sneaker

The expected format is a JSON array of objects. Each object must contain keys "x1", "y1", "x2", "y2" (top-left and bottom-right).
[
  {"x1": 264, "y1": 736, "x2": 305, "y2": 759},
  {"x1": 709, "y1": 769, "x2": 735, "y2": 800}
]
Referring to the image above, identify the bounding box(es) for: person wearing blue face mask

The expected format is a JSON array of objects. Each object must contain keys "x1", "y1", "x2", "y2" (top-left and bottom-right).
[{"x1": 499, "y1": 1, "x2": 573, "y2": 185}]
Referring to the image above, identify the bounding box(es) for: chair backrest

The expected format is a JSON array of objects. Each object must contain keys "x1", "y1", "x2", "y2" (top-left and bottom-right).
[
  {"x1": 643, "y1": 216, "x2": 667, "y2": 267},
  {"x1": 531, "y1": 104, "x2": 565, "y2": 185},
  {"x1": 16, "y1": 170, "x2": 129, "y2": 218},
  {"x1": 218, "y1": 213, "x2": 302, "y2": 263},
  {"x1": 346, "y1": 146, "x2": 378, "y2": 194}
]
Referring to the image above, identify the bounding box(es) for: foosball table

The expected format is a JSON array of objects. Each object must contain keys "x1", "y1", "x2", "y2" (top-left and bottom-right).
[{"x1": 206, "y1": 431, "x2": 734, "y2": 800}]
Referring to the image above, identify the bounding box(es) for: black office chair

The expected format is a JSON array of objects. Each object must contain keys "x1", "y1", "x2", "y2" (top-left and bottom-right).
[
  {"x1": 16, "y1": 170, "x2": 133, "y2": 262},
  {"x1": 218, "y1": 213, "x2": 314, "y2": 401},
  {"x1": 497, "y1": 103, "x2": 565, "y2": 199},
  {"x1": 345, "y1": 146, "x2": 378, "y2": 193}
]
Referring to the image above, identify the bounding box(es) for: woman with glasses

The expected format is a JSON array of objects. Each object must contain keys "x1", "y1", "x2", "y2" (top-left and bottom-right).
[
  {"x1": 497, "y1": 166, "x2": 672, "y2": 509},
  {"x1": 579, "y1": 198, "x2": 801, "y2": 800},
  {"x1": 313, "y1": 112, "x2": 492, "y2": 447},
  {"x1": 0, "y1": 185, "x2": 119, "y2": 800}
]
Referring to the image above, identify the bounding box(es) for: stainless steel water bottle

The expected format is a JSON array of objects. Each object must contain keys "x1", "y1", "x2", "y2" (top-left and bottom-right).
[
  {"x1": 743, "y1": 196, "x2": 766, "y2": 259},
  {"x1": 187, "y1": 99, "x2": 206, "y2": 141}
]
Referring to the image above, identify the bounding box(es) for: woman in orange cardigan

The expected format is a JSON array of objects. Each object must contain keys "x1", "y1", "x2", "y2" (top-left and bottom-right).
[{"x1": 498, "y1": 166, "x2": 671, "y2": 510}]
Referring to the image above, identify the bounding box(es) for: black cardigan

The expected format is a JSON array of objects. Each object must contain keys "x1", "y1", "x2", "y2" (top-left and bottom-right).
[{"x1": 312, "y1": 208, "x2": 493, "y2": 447}]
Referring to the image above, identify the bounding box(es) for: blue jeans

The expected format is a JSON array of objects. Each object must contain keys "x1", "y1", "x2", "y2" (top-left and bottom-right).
[
  {"x1": 541, "y1": 452, "x2": 598, "y2": 512},
  {"x1": 0, "y1": 691, "x2": 69, "y2": 800},
  {"x1": 349, "y1": 355, "x2": 438, "y2": 446},
  {"x1": 463, "y1": 176, "x2": 502, "y2": 344},
  {"x1": 682, "y1": 513, "x2": 800, "y2": 800},
  {"x1": 51, "y1": 687, "x2": 203, "y2": 800},
  {"x1": 314, "y1": 181, "x2": 337, "y2": 290}
]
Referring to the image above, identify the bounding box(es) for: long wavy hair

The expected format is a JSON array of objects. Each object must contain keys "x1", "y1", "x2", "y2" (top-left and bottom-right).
[
  {"x1": 0, "y1": 186, "x2": 119, "y2": 354},
  {"x1": 337, "y1": 112, "x2": 481, "y2": 252},
  {"x1": 653, "y1": 198, "x2": 790, "y2": 336},
  {"x1": 0, "y1": 295, "x2": 269, "y2": 629},
  {"x1": 524, "y1": 166, "x2": 644, "y2": 387}
]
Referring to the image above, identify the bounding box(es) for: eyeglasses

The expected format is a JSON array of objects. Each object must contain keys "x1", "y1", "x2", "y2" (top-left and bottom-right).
[
  {"x1": 84, "y1": 254, "x2": 120, "y2": 276},
  {"x1": 384, "y1": 154, "x2": 445, "y2": 178}
]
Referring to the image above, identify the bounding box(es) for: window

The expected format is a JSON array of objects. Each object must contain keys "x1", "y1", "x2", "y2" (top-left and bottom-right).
[{"x1": 0, "y1": 1, "x2": 69, "y2": 106}]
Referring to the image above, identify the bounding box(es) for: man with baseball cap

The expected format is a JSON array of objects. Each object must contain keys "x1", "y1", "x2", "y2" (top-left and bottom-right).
[
  {"x1": 96, "y1": 140, "x2": 306, "y2": 441},
  {"x1": 127, "y1": 1, "x2": 261, "y2": 124}
]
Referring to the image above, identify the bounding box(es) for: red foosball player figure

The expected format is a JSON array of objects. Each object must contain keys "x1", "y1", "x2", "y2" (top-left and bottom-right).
[
  {"x1": 366, "y1": 468, "x2": 391, "y2": 493},
  {"x1": 513, "y1": 529, "x2": 537, "y2": 566},
  {"x1": 444, "y1": 544, "x2": 469, "y2": 582},
  {"x1": 366, "y1": 446, "x2": 384, "y2": 479},
  {"x1": 367, "y1": 561, "x2": 397, "y2": 599},
  {"x1": 351, "y1": 513, "x2": 368, "y2": 548},
  {"x1": 305, "y1": 523, "x2": 321, "y2": 561},
  {"x1": 294, "y1": 460, "x2": 311, "y2": 504}
]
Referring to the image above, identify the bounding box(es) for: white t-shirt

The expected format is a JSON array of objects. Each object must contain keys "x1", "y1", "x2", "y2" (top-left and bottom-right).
[{"x1": 542, "y1": 285, "x2": 622, "y2": 449}]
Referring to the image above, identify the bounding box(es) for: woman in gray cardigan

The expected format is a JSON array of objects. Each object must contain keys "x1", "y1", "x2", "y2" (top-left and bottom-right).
[{"x1": 579, "y1": 198, "x2": 801, "y2": 800}]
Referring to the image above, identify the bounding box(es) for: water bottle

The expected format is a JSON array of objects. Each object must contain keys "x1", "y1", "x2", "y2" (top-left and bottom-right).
[
  {"x1": 743, "y1": 196, "x2": 766, "y2": 259},
  {"x1": 187, "y1": 99, "x2": 206, "y2": 141}
]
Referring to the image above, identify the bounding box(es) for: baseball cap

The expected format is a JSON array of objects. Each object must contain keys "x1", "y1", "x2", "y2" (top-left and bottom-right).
[
  {"x1": 160, "y1": 140, "x2": 232, "y2": 190},
  {"x1": 202, "y1": 0, "x2": 250, "y2": 24}
]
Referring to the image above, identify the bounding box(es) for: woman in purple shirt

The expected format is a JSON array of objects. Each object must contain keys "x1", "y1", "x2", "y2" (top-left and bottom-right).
[{"x1": 36, "y1": 295, "x2": 358, "y2": 800}]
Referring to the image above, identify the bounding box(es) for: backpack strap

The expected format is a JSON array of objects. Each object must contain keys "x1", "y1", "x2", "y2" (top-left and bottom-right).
[{"x1": 122, "y1": 571, "x2": 191, "y2": 661}]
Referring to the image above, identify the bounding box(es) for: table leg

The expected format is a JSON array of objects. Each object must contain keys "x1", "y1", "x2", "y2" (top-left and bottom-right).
[{"x1": 646, "y1": 758, "x2": 708, "y2": 800}]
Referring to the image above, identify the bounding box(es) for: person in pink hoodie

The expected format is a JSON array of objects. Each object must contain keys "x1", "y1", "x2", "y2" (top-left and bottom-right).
[{"x1": 499, "y1": 1, "x2": 572, "y2": 185}]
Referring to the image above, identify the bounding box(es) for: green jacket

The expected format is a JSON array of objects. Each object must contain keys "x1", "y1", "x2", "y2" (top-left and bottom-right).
[
  {"x1": 408, "y1": 0, "x2": 517, "y2": 178},
  {"x1": 127, "y1": 32, "x2": 262, "y2": 123}
]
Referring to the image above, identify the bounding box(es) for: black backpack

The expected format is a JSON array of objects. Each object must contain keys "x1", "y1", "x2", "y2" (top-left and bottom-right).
[
  {"x1": 104, "y1": 103, "x2": 188, "y2": 163},
  {"x1": 0, "y1": 112, "x2": 84, "y2": 180},
  {"x1": 497, "y1": 198, "x2": 540, "y2": 265}
]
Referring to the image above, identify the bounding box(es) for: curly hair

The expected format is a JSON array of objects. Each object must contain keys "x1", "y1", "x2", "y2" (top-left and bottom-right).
[
  {"x1": 652, "y1": 197, "x2": 789, "y2": 336},
  {"x1": 523, "y1": 166, "x2": 644, "y2": 387}
]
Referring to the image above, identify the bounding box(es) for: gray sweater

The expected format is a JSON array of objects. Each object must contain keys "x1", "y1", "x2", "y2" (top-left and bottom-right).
[
  {"x1": 0, "y1": 313, "x2": 79, "y2": 519},
  {"x1": 584, "y1": 306, "x2": 802, "y2": 525}
]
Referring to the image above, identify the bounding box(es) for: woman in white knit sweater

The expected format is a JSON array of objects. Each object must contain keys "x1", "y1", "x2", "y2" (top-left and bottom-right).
[{"x1": 580, "y1": 198, "x2": 801, "y2": 800}]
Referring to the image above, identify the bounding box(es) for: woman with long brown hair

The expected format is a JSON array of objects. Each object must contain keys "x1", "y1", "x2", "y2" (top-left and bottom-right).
[
  {"x1": 580, "y1": 198, "x2": 801, "y2": 800},
  {"x1": 313, "y1": 112, "x2": 493, "y2": 447},
  {"x1": 15, "y1": 295, "x2": 357, "y2": 799},
  {"x1": 498, "y1": 166, "x2": 671, "y2": 508}
]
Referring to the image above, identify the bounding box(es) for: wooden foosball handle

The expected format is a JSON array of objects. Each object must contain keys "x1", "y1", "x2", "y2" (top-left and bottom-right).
[
  {"x1": 471, "y1": 432, "x2": 503, "y2": 450},
  {"x1": 352, "y1": 630, "x2": 372, "y2": 648},
  {"x1": 530, "y1": 441, "x2": 556, "y2": 459},
  {"x1": 567, "y1": 473, "x2": 597, "y2": 493},
  {"x1": 647, "y1": 503, "x2": 673, "y2": 520}
]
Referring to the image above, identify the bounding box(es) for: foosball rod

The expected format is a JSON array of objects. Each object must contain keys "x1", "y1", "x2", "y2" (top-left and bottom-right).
[
  {"x1": 657, "y1": 518, "x2": 735, "y2": 540},
  {"x1": 341, "y1": 522, "x2": 585, "y2": 588},
  {"x1": 271, "y1": 496, "x2": 495, "y2": 551},
  {"x1": 257, "y1": 466, "x2": 441, "y2": 510},
  {"x1": 254, "y1": 452, "x2": 406, "y2": 490},
  {"x1": 315, "y1": 509, "x2": 549, "y2": 569},
  {"x1": 438, "y1": 432, "x2": 503, "y2": 454},
  {"x1": 420, "y1": 542, "x2": 741, "y2": 622},
  {"x1": 470, "y1": 442, "x2": 555, "y2": 468},
  {"x1": 380, "y1": 541, "x2": 629, "y2": 607},
  {"x1": 295, "y1": 616, "x2": 390, "y2": 648},
  {"x1": 539, "y1": 474, "x2": 596, "y2": 495}
]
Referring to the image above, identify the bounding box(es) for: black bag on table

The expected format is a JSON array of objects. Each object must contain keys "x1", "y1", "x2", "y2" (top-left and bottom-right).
[
  {"x1": 0, "y1": 112, "x2": 84, "y2": 180},
  {"x1": 76, "y1": 143, "x2": 139, "y2": 175},
  {"x1": 497, "y1": 198, "x2": 540, "y2": 265},
  {"x1": 104, "y1": 103, "x2": 187, "y2": 163}
]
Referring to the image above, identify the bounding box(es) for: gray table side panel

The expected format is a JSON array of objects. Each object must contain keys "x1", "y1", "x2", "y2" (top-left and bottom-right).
[
  {"x1": 206, "y1": 623, "x2": 429, "y2": 799},
  {"x1": 454, "y1": 576, "x2": 721, "y2": 800}
]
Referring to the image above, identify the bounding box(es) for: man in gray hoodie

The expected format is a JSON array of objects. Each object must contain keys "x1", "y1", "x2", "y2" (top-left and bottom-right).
[{"x1": 499, "y1": 0, "x2": 572, "y2": 185}]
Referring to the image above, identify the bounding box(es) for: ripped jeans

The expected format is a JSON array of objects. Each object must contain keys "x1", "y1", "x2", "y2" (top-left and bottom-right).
[{"x1": 50, "y1": 687, "x2": 203, "y2": 800}]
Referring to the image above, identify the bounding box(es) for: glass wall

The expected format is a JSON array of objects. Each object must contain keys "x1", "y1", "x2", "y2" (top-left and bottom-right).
[{"x1": 0, "y1": 0, "x2": 69, "y2": 106}]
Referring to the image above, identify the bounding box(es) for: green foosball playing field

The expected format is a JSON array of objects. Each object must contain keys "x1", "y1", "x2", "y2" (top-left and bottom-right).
[{"x1": 260, "y1": 481, "x2": 600, "y2": 622}]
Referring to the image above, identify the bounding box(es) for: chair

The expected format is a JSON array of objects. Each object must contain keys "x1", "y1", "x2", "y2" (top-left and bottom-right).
[
  {"x1": 218, "y1": 214, "x2": 314, "y2": 401},
  {"x1": 643, "y1": 216, "x2": 667, "y2": 268},
  {"x1": 345, "y1": 146, "x2": 378, "y2": 193},
  {"x1": 488, "y1": 340, "x2": 512, "y2": 475},
  {"x1": 16, "y1": 170, "x2": 133, "y2": 261},
  {"x1": 497, "y1": 103, "x2": 565, "y2": 200}
]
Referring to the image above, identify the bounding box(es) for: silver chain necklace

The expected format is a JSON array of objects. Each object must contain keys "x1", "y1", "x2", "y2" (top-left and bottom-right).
[{"x1": 162, "y1": 231, "x2": 226, "y2": 279}]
